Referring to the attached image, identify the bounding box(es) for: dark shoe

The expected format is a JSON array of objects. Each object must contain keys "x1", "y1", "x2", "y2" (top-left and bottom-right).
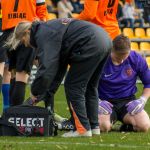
[
  {"x1": 58, "y1": 119, "x2": 74, "y2": 130},
  {"x1": 119, "y1": 124, "x2": 134, "y2": 132}
]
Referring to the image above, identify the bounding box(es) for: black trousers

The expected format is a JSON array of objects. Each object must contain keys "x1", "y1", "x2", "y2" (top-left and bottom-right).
[
  {"x1": 64, "y1": 53, "x2": 109, "y2": 132},
  {"x1": 42, "y1": 20, "x2": 112, "y2": 132},
  {"x1": 63, "y1": 23, "x2": 111, "y2": 132}
]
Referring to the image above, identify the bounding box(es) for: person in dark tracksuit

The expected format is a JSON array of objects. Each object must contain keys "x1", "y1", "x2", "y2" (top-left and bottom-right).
[{"x1": 5, "y1": 18, "x2": 112, "y2": 137}]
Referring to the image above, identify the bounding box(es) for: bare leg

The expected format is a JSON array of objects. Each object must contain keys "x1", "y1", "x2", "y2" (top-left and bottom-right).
[
  {"x1": 123, "y1": 110, "x2": 150, "y2": 132},
  {"x1": 98, "y1": 114, "x2": 112, "y2": 132}
]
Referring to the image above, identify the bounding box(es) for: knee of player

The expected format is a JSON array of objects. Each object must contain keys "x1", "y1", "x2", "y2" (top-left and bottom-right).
[
  {"x1": 99, "y1": 121, "x2": 112, "y2": 132},
  {"x1": 137, "y1": 122, "x2": 150, "y2": 132},
  {"x1": 141, "y1": 123, "x2": 150, "y2": 132}
]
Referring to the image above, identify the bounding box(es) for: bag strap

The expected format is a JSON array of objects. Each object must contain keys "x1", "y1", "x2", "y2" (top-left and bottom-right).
[
  {"x1": 46, "y1": 106, "x2": 58, "y2": 136},
  {"x1": 53, "y1": 121, "x2": 58, "y2": 136}
]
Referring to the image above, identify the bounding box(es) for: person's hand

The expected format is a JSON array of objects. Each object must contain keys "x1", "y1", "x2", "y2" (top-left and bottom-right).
[
  {"x1": 23, "y1": 96, "x2": 40, "y2": 106},
  {"x1": 126, "y1": 97, "x2": 147, "y2": 115},
  {"x1": 98, "y1": 100, "x2": 113, "y2": 115}
]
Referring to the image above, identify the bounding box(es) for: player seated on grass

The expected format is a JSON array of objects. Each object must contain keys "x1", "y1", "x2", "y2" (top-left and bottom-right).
[
  {"x1": 98, "y1": 34, "x2": 150, "y2": 132},
  {"x1": 5, "y1": 19, "x2": 111, "y2": 137}
]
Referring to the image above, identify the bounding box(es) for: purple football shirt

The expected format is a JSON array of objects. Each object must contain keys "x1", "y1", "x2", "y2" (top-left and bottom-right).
[{"x1": 98, "y1": 51, "x2": 150, "y2": 100}]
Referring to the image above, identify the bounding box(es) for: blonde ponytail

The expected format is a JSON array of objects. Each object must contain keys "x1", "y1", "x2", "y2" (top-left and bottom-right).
[{"x1": 4, "y1": 21, "x2": 32, "y2": 50}]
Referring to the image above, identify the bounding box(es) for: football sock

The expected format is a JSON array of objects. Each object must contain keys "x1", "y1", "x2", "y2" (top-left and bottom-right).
[
  {"x1": 2, "y1": 84, "x2": 10, "y2": 111},
  {"x1": 9, "y1": 78, "x2": 16, "y2": 106},
  {"x1": 11, "y1": 81, "x2": 26, "y2": 106}
]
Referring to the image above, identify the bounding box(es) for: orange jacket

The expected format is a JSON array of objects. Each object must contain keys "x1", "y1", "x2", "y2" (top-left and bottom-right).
[
  {"x1": 0, "y1": 3, "x2": 1, "y2": 18},
  {"x1": 77, "y1": 0, "x2": 121, "y2": 39},
  {"x1": 1, "y1": 0, "x2": 47, "y2": 30}
]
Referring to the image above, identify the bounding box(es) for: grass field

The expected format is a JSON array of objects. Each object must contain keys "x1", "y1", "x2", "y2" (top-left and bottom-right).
[{"x1": 0, "y1": 83, "x2": 150, "y2": 150}]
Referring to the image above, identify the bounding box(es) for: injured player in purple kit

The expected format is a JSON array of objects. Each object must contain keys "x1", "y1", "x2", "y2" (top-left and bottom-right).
[{"x1": 98, "y1": 34, "x2": 150, "y2": 132}]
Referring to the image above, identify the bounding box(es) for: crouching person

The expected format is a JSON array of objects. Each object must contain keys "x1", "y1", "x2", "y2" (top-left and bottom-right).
[
  {"x1": 5, "y1": 19, "x2": 112, "y2": 137},
  {"x1": 98, "y1": 34, "x2": 150, "y2": 132}
]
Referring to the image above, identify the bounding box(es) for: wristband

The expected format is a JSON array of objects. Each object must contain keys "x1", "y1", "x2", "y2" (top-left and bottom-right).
[{"x1": 140, "y1": 96, "x2": 147, "y2": 104}]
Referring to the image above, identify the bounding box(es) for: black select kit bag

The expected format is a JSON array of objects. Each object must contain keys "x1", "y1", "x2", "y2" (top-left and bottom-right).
[{"x1": 0, "y1": 105, "x2": 57, "y2": 136}]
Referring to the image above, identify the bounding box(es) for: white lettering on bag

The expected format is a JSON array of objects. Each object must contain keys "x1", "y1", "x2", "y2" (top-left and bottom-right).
[{"x1": 8, "y1": 117, "x2": 44, "y2": 127}]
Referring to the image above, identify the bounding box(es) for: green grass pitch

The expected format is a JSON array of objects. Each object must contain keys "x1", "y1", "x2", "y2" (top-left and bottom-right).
[{"x1": 0, "y1": 83, "x2": 150, "y2": 150}]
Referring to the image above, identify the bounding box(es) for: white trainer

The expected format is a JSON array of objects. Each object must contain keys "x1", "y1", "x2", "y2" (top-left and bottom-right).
[
  {"x1": 62, "y1": 130, "x2": 92, "y2": 137},
  {"x1": 92, "y1": 128, "x2": 100, "y2": 135}
]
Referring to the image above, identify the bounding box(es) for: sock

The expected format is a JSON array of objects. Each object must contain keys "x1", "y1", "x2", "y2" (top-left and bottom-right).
[
  {"x1": 11, "y1": 81, "x2": 26, "y2": 106},
  {"x1": 2, "y1": 84, "x2": 10, "y2": 111},
  {"x1": 9, "y1": 78, "x2": 16, "y2": 106}
]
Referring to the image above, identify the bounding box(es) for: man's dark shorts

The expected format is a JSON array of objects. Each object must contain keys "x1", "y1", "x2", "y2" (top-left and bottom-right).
[{"x1": 110, "y1": 95, "x2": 136, "y2": 123}]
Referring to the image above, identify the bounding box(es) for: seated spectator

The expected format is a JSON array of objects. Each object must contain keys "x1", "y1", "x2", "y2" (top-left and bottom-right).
[
  {"x1": 46, "y1": 0, "x2": 59, "y2": 16},
  {"x1": 70, "y1": 0, "x2": 83, "y2": 13},
  {"x1": 123, "y1": 1, "x2": 144, "y2": 28},
  {"x1": 117, "y1": 1, "x2": 127, "y2": 27},
  {"x1": 98, "y1": 34, "x2": 150, "y2": 132},
  {"x1": 143, "y1": 4, "x2": 150, "y2": 25},
  {"x1": 51, "y1": 0, "x2": 60, "y2": 7},
  {"x1": 57, "y1": 0, "x2": 73, "y2": 18},
  {"x1": 46, "y1": 2, "x2": 54, "y2": 13}
]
